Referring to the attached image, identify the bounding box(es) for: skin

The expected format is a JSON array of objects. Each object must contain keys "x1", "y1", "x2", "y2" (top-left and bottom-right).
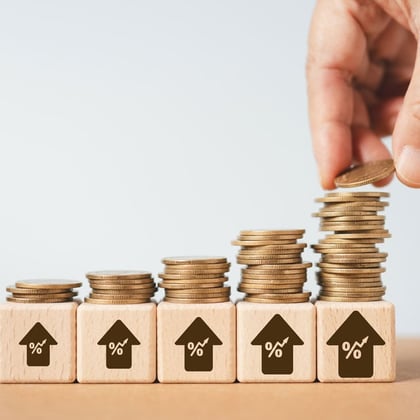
[{"x1": 307, "y1": 0, "x2": 420, "y2": 189}]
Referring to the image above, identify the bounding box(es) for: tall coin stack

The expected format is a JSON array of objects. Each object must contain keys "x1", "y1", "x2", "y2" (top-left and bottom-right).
[
  {"x1": 6, "y1": 280, "x2": 82, "y2": 303},
  {"x1": 232, "y1": 230, "x2": 312, "y2": 303},
  {"x1": 85, "y1": 270, "x2": 156, "y2": 304},
  {"x1": 312, "y1": 192, "x2": 390, "y2": 302},
  {"x1": 158, "y1": 256, "x2": 231, "y2": 303}
]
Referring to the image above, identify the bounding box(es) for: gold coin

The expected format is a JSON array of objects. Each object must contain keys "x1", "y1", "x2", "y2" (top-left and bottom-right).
[
  {"x1": 325, "y1": 191, "x2": 390, "y2": 198},
  {"x1": 163, "y1": 297, "x2": 230, "y2": 303},
  {"x1": 232, "y1": 239, "x2": 297, "y2": 246},
  {"x1": 239, "y1": 286, "x2": 302, "y2": 294},
  {"x1": 159, "y1": 282, "x2": 224, "y2": 289},
  {"x1": 158, "y1": 273, "x2": 228, "y2": 280},
  {"x1": 317, "y1": 266, "x2": 385, "y2": 274},
  {"x1": 321, "y1": 286, "x2": 386, "y2": 293},
  {"x1": 87, "y1": 278, "x2": 154, "y2": 285},
  {"x1": 10, "y1": 291, "x2": 77, "y2": 299},
  {"x1": 240, "y1": 280, "x2": 304, "y2": 288},
  {"x1": 89, "y1": 292, "x2": 154, "y2": 299},
  {"x1": 238, "y1": 249, "x2": 304, "y2": 257},
  {"x1": 334, "y1": 159, "x2": 395, "y2": 187},
  {"x1": 163, "y1": 262, "x2": 230, "y2": 270},
  {"x1": 91, "y1": 288, "x2": 156, "y2": 295},
  {"x1": 326, "y1": 232, "x2": 391, "y2": 239},
  {"x1": 15, "y1": 280, "x2": 82, "y2": 289},
  {"x1": 162, "y1": 256, "x2": 227, "y2": 265},
  {"x1": 6, "y1": 286, "x2": 73, "y2": 294},
  {"x1": 164, "y1": 268, "x2": 229, "y2": 275},
  {"x1": 239, "y1": 229, "x2": 305, "y2": 236},
  {"x1": 89, "y1": 283, "x2": 155, "y2": 290},
  {"x1": 317, "y1": 295, "x2": 383, "y2": 302},
  {"x1": 312, "y1": 247, "x2": 377, "y2": 254},
  {"x1": 85, "y1": 297, "x2": 151, "y2": 304},
  {"x1": 6, "y1": 297, "x2": 74, "y2": 303},
  {"x1": 86, "y1": 270, "x2": 152, "y2": 280},
  {"x1": 242, "y1": 273, "x2": 306, "y2": 281},
  {"x1": 244, "y1": 296, "x2": 310, "y2": 303},
  {"x1": 165, "y1": 286, "x2": 230, "y2": 295},
  {"x1": 237, "y1": 257, "x2": 302, "y2": 265}
]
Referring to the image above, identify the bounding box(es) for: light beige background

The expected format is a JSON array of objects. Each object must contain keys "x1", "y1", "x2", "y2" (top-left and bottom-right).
[{"x1": 0, "y1": 0, "x2": 418, "y2": 335}]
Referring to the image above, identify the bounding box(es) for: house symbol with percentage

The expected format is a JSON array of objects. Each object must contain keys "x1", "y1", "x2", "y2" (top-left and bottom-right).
[
  {"x1": 327, "y1": 310, "x2": 385, "y2": 378},
  {"x1": 175, "y1": 317, "x2": 222, "y2": 372},
  {"x1": 97, "y1": 320, "x2": 140, "y2": 369},
  {"x1": 19, "y1": 322, "x2": 57, "y2": 367},
  {"x1": 251, "y1": 314, "x2": 304, "y2": 374}
]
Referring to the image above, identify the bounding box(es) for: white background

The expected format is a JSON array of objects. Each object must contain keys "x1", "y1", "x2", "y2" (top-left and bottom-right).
[{"x1": 0, "y1": 0, "x2": 418, "y2": 335}]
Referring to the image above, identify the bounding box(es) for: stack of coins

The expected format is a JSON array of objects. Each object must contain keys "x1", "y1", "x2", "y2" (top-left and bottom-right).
[
  {"x1": 232, "y1": 230, "x2": 312, "y2": 303},
  {"x1": 312, "y1": 191, "x2": 390, "y2": 302},
  {"x1": 6, "y1": 280, "x2": 82, "y2": 303},
  {"x1": 158, "y1": 256, "x2": 231, "y2": 303},
  {"x1": 85, "y1": 270, "x2": 156, "y2": 304}
]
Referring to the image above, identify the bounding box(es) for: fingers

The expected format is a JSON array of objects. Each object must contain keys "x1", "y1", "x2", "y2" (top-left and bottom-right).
[
  {"x1": 371, "y1": 97, "x2": 404, "y2": 135},
  {"x1": 307, "y1": 1, "x2": 364, "y2": 189},
  {"x1": 393, "y1": 51, "x2": 420, "y2": 187}
]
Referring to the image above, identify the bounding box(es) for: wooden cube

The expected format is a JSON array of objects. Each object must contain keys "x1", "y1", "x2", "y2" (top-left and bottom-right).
[
  {"x1": 157, "y1": 301, "x2": 236, "y2": 383},
  {"x1": 0, "y1": 302, "x2": 77, "y2": 383},
  {"x1": 316, "y1": 300, "x2": 396, "y2": 382},
  {"x1": 77, "y1": 302, "x2": 156, "y2": 383},
  {"x1": 236, "y1": 301, "x2": 316, "y2": 382}
]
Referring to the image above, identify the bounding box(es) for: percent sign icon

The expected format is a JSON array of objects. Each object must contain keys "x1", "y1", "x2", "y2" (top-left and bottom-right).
[
  {"x1": 108, "y1": 338, "x2": 129, "y2": 356},
  {"x1": 29, "y1": 339, "x2": 47, "y2": 355},
  {"x1": 342, "y1": 336, "x2": 369, "y2": 360},
  {"x1": 187, "y1": 337, "x2": 209, "y2": 357},
  {"x1": 264, "y1": 337, "x2": 289, "y2": 358}
]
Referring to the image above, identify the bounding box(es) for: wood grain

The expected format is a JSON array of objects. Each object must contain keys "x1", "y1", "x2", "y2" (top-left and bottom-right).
[
  {"x1": 157, "y1": 301, "x2": 236, "y2": 383},
  {"x1": 237, "y1": 301, "x2": 316, "y2": 382},
  {"x1": 0, "y1": 302, "x2": 77, "y2": 383},
  {"x1": 316, "y1": 300, "x2": 396, "y2": 382}
]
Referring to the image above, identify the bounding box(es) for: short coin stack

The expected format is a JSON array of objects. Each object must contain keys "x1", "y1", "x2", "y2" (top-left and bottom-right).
[
  {"x1": 312, "y1": 191, "x2": 390, "y2": 302},
  {"x1": 232, "y1": 230, "x2": 312, "y2": 303},
  {"x1": 6, "y1": 280, "x2": 82, "y2": 303},
  {"x1": 85, "y1": 270, "x2": 156, "y2": 304},
  {"x1": 158, "y1": 256, "x2": 231, "y2": 303}
]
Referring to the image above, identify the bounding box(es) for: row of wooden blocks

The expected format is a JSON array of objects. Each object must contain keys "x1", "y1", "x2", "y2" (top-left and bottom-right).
[{"x1": 0, "y1": 300, "x2": 395, "y2": 383}]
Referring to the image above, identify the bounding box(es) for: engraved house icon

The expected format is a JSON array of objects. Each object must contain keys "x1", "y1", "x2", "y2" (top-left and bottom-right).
[
  {"x1": 327, "y1": 311, "x2": 385, "y2": 378},
  {"x1": 251, "y1": 314, "x2": 304, "y2": 375},
  {"x1": 175, "y1": 317, "x2": 222, "y2": 372},
  {"x1": 19, "y1": 322, "x2": 57, "y2": 367}
]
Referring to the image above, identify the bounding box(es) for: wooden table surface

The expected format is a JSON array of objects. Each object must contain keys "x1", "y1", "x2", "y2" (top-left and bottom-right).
[{"x1": 1, "y1": 338, "x2": 419, "y2": 420}]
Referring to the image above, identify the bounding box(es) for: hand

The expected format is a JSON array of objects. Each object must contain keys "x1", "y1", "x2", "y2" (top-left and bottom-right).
[{"x1": 307, "y1": 0, "x2": 420, "y2": 189}]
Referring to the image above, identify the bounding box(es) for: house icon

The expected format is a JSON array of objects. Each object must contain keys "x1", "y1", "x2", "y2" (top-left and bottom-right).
[
  {"x1": 97, "y1": 320, "x2": 140, "y2": 369},
  {"x1": 251, "y1": 314, "x2": 304, "y2": 374},
  {"x1": 327, "y1": 311, "x2": 385, "y2": 378},
  {"x1": 175, "y1": 317, "x2": 222, "y2": 372},
  {"x1": 19, "y1": 322, "x2": 57, "y2": 367}
]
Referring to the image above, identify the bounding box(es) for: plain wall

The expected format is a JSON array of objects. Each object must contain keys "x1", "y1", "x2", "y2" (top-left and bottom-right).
[{"x1": 0, "y1": 0, "x2": 419, "y2": 335}]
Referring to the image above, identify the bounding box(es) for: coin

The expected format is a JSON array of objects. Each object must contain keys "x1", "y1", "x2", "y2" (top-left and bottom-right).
[
  {"x1": 162, "y1": 256, "x2": 227, "y2": 265},
  {"x1": 6, "y1": 286, "x2": 73, "y2": 294},
  {"x1": 7, "y1": 297, "x2": 74, "y2": 303},
  {"x1": 231, "y1": 239, "x2": 297, "y2": 246},
  {"x1": 164, "y1": 297, "x2": 230, "y2": 303},
  {"x1": 240, "y1": 229, "x2": 305, "y2": 236},
  {"x1": 85, "y1": 297, "x2": 151, "y2": 304},
  {"x1": 334, "y1": 159, "x2": 395, "y2": 187},
  {"x1": 86, "y1": 270, "x2": 152, "y2": 280},
  {"x1": 15, "y1": 280, "x2": 82, "y2": 289}
]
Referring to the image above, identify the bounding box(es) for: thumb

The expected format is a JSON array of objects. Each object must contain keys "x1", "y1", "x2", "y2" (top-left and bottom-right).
[{"x1": 393, "y1": 50, "x2": 420, "y2": 187}]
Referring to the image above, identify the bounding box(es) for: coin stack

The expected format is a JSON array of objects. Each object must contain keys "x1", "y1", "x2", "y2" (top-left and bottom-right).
[
  {"x1": 85, "y1": 270, "x2": 156, "y2": 304},
  {"x1": 232, "y1": 230, "x2": 312, "y2": 303},
  {"x1": 312, "y1": 192, "x2": 390, "y2": 302},
  {"x1": 6, "y1": 280, "x2": 82, "y2": 303},
  {"x1": 158, "y1": 256, "x2": 231, "y2": 303}
]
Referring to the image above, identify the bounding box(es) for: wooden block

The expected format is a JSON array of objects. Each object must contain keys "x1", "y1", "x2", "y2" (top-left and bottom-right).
[
  {"x1": 77, "y1": 302, "x2": 156, "y2": 383},
  {"x1": 316, "y1": 300, "x2": 396, "y2": 382},
  {"x1": 157, "y1": 301, "x2": 236, "y2": 383},
  {"x1": 0, "y1": 302, "x2": 77, "y2": 383},
  {"x1": 236, "y1": 301, "x2": 316, "y2": 382}
]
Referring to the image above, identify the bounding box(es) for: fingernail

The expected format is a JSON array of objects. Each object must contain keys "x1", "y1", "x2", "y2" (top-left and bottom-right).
[{"x1": 396, "y1": 145, "x2": 420, "y2": 187}]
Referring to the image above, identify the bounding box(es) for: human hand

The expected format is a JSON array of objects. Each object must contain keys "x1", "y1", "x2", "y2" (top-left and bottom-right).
[{"x1": 307, "y1": 0, "x2": 420, "y2": 189}]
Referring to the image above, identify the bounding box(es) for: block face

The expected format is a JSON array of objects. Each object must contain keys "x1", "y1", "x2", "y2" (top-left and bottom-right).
[
  {"x1": 0, "y1": 302, "x2": 77, "y2": 383},
  {"x1": 236, "y1": 301, "x2": 316, "y2": 382},
  {"x1": 157, "y1": 301, "x2": 236, "y2": 383},
  {"x1": 316, "y1": 300, "x2": 396, "y2": 382},
  {"x1": 77, "y1": 302, "x2": 156, "y2": 383}
]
